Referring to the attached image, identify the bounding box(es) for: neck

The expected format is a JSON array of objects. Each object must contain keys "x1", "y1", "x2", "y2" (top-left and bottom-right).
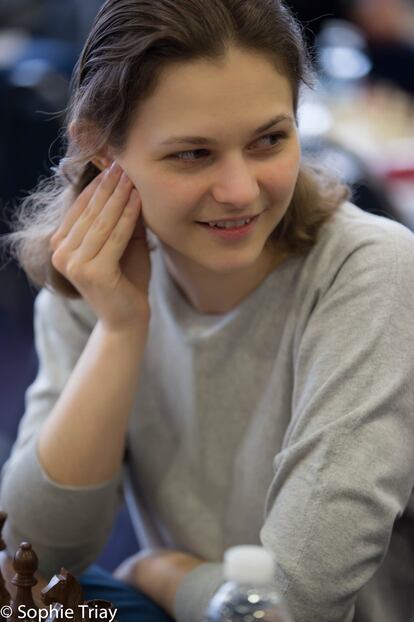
[{"x1": 162, "y1": 244, "x2": 285, "y2": 315}]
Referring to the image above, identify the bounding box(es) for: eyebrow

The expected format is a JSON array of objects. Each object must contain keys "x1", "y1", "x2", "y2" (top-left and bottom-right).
[{"x1": 160, "y1": 114, "x2": 294, "y2": 146}]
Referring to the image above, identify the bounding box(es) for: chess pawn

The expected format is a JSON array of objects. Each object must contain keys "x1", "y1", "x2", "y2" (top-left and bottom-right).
[{"x1": 10, "y1": 542, "x2": 38, "y2": 621}]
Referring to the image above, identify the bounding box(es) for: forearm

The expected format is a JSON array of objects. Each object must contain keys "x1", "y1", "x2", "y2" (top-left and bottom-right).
[
  {"x1": 38, "y1": 319, "x2": 149, "y2": 486},
  {"x1": 138, "y1": 552, "x2": 204, "y2": 614},
  {"x1": 115, "y1": 550, "x2": 205, "y2": 617}
]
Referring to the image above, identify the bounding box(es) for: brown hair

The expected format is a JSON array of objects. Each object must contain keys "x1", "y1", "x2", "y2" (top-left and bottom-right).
[{"x1": 3, "y1": 0, "x2": 349, "y2": 297}]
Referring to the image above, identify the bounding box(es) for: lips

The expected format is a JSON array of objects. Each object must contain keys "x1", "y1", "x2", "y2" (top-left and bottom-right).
[
  {"x1": 196, "y1": 214, "x2": 259, "y2": 225},
  {"x1": 195, "y1": 212, "x2": 261, "y2": 241},
  {"x1": 196, "y1": 214, "x2": 260, "y2": 230}
]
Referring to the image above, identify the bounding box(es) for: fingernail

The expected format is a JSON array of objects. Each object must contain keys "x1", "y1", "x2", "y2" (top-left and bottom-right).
[{"x1": 107, "y1": 161, "x2": 121, "y2": 175}]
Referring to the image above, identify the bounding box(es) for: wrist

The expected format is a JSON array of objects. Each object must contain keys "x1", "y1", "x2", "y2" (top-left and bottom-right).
[
  {"x1": 133, "y1": 550, "x2": 204, "y2": 615},
  {"x1": 97, "y1": 314, "x2": 150, "y2": 342}
]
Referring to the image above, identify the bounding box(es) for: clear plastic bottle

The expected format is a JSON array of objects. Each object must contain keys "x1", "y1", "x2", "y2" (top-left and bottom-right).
[{"x1": 205, "y1": 545, "x2": 294, "y2": 622}]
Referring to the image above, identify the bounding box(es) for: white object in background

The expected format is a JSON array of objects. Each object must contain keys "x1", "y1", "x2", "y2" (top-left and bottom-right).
[{"x1": 205, "y1": 545, "x2": 294, "y2": 621}]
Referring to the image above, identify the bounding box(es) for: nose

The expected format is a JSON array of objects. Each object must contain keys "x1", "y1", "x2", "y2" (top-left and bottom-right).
[{"x1": 210, "y1": 154, "x2": 260, "y2": 209}]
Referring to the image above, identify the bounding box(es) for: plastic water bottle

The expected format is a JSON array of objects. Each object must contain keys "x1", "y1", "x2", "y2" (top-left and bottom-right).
[{"x1": 205, "y1": 545, "x2": 294, "y2": 622}]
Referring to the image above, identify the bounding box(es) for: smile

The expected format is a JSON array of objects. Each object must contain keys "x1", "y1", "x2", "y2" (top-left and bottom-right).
[
  {"x1": 206, "y1": 217, "x2": 253, "y2": 229},
  {"x1": 196, "y1": 213, "x2": 261, "y2": 240}
]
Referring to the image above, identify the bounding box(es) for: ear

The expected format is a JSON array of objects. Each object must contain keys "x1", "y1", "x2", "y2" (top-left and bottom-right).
[
  {"x1": 68, "y1": 120, "x2": 114, "y2": 171},
  {"x1": 90, "y1": 155, "x2": 113, "y2": 172}
]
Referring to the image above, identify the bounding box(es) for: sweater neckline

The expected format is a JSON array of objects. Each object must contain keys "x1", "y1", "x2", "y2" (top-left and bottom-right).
[{"x1": 152, "y1": 246, "x2": 299, "y2": 334}]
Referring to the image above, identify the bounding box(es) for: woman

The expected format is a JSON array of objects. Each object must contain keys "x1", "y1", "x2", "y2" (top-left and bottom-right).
[{"x1": 1, "y1": 1, "x2": 414, "y2": 621}]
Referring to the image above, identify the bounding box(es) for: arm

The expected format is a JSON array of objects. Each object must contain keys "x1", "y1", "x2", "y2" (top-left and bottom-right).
[
  {"x1": 0, "y1": 291, "x2": 121, "y2": 574},
  {"x1": 258, "y1": 232, "x2": 414, "y2": 621},
  {"x1": 0, "y1": 164, "x2": 150, "y2": 575},
  {"x1": 37, "y1": 314, "x2": 148, "y2": 486},
  {"x1": 37, "y1": 163, "x2": 150, "y2": 486}
]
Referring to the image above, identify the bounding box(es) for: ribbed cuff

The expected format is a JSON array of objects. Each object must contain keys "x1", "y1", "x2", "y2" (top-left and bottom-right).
[{"x1": 174, "y1": 562, "x2": 224, "y2": 622}]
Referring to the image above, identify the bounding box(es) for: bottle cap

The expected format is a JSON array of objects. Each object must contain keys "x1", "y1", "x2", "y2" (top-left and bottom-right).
[{"x1": 223, "y1": 546, "x2": 276, "y2": 585}]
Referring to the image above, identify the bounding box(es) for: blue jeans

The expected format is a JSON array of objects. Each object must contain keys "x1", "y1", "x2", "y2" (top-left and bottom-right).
[{"x1": 79, "y1": 565, "x2": 175, "y2": 622}]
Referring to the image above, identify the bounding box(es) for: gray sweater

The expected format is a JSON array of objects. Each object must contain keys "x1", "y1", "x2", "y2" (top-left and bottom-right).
[{"x1": 1, "y1": 202, "x2": 414, "y2": 622}]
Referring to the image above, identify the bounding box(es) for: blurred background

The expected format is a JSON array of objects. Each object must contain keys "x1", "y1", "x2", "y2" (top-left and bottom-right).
[{"x1": 0, "y1": 0, "x2": 413, "y2": 570}]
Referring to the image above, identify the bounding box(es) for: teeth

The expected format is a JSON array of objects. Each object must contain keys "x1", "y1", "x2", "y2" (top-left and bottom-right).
[{"x1": 208, "y1": 218, "x2": 251, "y2": 229}]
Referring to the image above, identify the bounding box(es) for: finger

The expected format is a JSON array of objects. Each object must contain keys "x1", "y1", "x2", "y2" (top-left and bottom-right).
[
  {"x1": 51, "y1": 163, "x2": 123, "y2": 250},
  {"x1": 63, "y1": 168, "x2": 132, "y2": 253},
  {"x1": 73, "y1": 175, "x2": 136, "y2": 262},
  {"x1": 96, "y1": 189, "x2": 142, "y2": 264},
  {"x1": 84, "y1": 163, "x2": 125, "y2": 225},
  {"x1": 62, "y1": 164, "x2": 124, "y2": 250}
]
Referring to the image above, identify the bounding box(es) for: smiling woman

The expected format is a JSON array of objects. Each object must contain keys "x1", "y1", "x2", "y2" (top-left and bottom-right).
[{"x1": 1, "y1": 2, "x2": 414, "y2": 622}]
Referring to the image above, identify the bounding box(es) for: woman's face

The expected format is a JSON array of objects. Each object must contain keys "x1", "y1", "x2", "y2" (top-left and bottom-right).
[{"x1": 116, "y1": 46, "x2": 301, "y2": 277}]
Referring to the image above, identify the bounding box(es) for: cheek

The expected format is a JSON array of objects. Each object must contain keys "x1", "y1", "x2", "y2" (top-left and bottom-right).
[
  {"x1": 116, "y1": 157, "x2": 186, "y2": 215},
  {"x1": 266, "y1": 153, "x2": 300, "y2": 200},
  {"x1": 138, "y1": 175, "x2": 200, "y2": 229}
]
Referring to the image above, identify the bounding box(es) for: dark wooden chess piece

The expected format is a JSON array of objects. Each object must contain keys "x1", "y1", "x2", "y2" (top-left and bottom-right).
[
  {"x1": 10, "y1": 542, "x2": 38, "y2": 621},
  {"x1": 0, "y1": 512, "x2": 11, "y2": 608},
  {"x1": 42, "y1": 569, "x2": 116, "y2": 622},
  {"x1": 42, "y1": 569, "x2": 83, "y2": 621}
]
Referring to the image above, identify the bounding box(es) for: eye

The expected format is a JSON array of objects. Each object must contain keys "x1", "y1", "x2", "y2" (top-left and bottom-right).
[
  {"x1": 253, "y1": 131, "x2": 287, "y2": 149},
  {"x1": 170, "y1": 149, "x2": 210, "y2": 163}
]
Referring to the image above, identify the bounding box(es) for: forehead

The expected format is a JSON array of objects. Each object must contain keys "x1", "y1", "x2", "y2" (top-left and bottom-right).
[{"x1": 126, "y1": 47, "x2": 294, "y2": 145}]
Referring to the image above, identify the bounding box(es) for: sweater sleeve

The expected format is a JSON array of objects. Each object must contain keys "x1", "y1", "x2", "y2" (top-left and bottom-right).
[
  {"x1": 0, "y1": 289, "x2": 124, "y2": 577},
  {"x1": 261, "y1": 223, "x2": 414, "y2": 621},
  {"x1": 174, "y1": 221, "x2": 414, "y2": 622}
]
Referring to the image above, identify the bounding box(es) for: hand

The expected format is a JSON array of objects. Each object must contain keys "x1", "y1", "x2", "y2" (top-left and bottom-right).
[
  {"x1": 113, "y1": 549, "x2": 148, "y2": 586},
  {"x1": 51, "y1": 162, "x2": 151, "y2": 333},
  {"x1": 113, "y1": 548, "x2": 205, "y2": 615}
]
